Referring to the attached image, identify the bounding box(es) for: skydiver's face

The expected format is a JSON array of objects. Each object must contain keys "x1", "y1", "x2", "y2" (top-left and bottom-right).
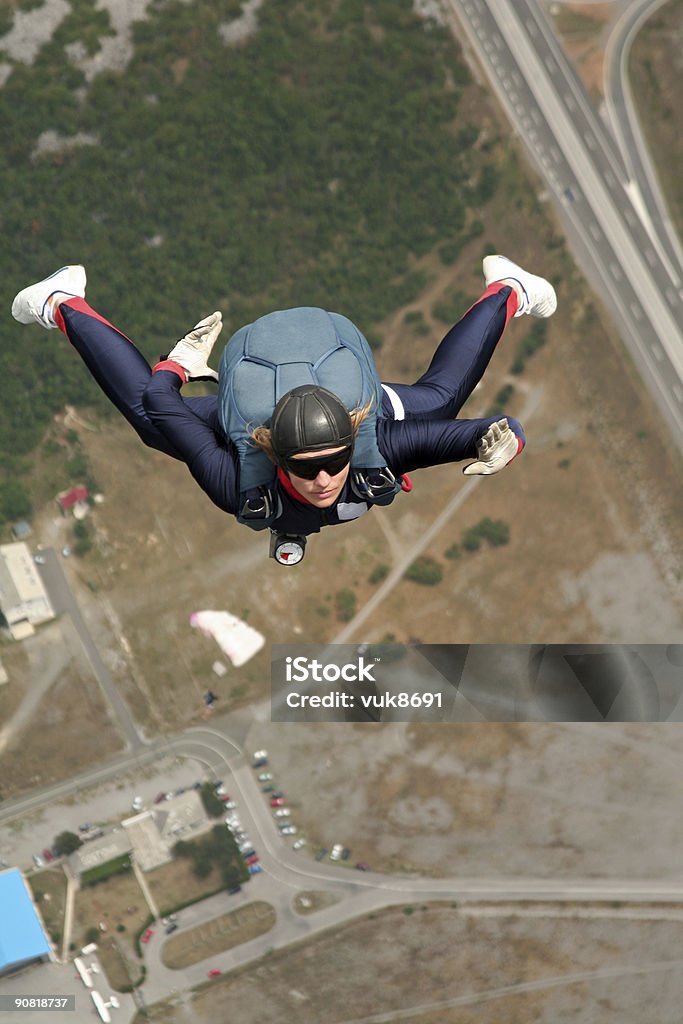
[{"x1": 286, "y1": 447, "x2": 351, "y2": 508}]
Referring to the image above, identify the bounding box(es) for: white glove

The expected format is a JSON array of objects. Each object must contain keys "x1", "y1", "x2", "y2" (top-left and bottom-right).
[
  {"x1": 166, "y1": 311, "x2": 223, "y2": 382},
  {"x1": 463, "y1": 418, "x2": 522, "y2": 476}
]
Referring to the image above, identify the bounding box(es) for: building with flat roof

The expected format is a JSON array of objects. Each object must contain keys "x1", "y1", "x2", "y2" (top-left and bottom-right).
[
  {"x1": 123, "y1": 791, "x2": 208, "y2": 871},
  {"x1": 0, "y1": 543, "x2": 54, "y2": 639},
  {"x1": 0, "y1": 868, "x2": 52, "y2": 976}
]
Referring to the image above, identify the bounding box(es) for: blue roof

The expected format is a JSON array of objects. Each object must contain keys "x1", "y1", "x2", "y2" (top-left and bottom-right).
[{"x1": 0, "y1": 869, "x2": 51, "y2": 968}]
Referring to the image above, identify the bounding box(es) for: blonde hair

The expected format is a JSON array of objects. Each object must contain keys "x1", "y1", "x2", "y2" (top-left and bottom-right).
[{"x1": 250, "y1": 400, "x2": 374, "y2": 463}]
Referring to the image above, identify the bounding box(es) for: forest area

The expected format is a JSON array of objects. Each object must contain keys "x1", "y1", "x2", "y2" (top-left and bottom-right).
[{"x1": 0, "y1": 0, "x2": 497, "y2": 526}]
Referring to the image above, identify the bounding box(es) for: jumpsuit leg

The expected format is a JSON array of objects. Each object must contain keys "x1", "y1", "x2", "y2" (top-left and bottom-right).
[
  {"x1": 55, "y1": 298, "x2": 220, "y2": 459},
  {"x1": 381, "y1": 283, "x2": 517, "y2": 421}
]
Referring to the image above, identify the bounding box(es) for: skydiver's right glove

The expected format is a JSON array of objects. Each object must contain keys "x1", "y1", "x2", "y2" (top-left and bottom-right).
[
  {"x1": 164, "y1": 311, "x2": 223, "y2": 383},
  {"x1": 462, "y1": 418, "x2": 524, "y2": 476}
]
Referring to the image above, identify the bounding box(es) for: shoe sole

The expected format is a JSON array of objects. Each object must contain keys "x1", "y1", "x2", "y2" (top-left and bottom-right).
[
  {"x1": 12, "y1": 265, "x2": 86, "y2": 325},
  {"x1": 483, "y1": 254, "x2": 556, "y2": 317}
]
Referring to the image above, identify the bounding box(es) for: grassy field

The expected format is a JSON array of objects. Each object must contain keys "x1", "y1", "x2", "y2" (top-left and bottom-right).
[
  {"x1": 28, "y1": 866, "x2": 68, "y2": 949},
  {"x1": 146, "y1": 852, "x2": 232, "y2": 915},
  {"x1": 161, "y1": 901, "x2": 276, "y2": 969},
  {"x1": 629, "y1": 0, "x2": 683, "y2": 239}
]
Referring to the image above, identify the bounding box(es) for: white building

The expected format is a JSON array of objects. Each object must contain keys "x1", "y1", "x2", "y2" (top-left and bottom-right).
[{"x1": 0, "y1": 543, "x2": 54, "y2": 639}]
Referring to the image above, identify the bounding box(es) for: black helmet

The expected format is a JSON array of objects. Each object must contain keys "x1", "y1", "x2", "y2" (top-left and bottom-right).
[{"x1": 271, "y1": 385, "x2": 353, "y2": 463}]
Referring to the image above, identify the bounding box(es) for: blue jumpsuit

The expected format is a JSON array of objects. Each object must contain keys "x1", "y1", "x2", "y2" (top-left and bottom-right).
[{"x1": 54, "y1": 283, "x2": 524, "y2": 536}]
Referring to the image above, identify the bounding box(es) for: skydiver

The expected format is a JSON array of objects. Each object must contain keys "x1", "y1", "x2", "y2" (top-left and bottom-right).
[{"x1": 11, "y1": 255, "x2": 556, "y2": 561}]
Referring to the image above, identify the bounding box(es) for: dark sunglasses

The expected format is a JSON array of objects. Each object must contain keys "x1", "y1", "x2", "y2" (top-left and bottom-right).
[{"x1": 283, "y1": 446, "x2": 352, "y2": 480}]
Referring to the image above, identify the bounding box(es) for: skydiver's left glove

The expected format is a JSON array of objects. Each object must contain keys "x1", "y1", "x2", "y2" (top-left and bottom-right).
[
  {"x1": 164, "y1": 311, "x2": 223, "y2": 383},
  {"x1": 462, "y1": 418, "x2": 524, "y2": 476}
]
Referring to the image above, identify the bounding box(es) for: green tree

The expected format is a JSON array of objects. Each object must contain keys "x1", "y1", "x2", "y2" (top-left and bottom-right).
[
  {"x1": 0, "y1": 480, "x2": 32, "y2": 523},
  {"x1": 405, "y1": 556, "x2": 443, "y2": 585},
  {"x1": 53, "y1": 830, "x2": 82, "y2": 856},
  {"x1": 199, "y1": 782, "x2": 224, "y2": 818}
]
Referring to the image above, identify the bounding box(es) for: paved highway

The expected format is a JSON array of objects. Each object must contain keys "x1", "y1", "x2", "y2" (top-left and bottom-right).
[{"x1": 444, "y1": 0, "x2": 683, "y2": 447}]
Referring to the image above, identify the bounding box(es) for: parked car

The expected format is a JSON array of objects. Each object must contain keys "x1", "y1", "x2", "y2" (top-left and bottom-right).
[
  {"x1": 274, "y1": 808, "x2": 290, "y2": 818},
  {"x1": 141, "y1": 928, "x2": 154, "y2": 944},
  {"x1": 248, "y1": 863, "x2": 263, "y2": 875},
  {"x1": 154, "y1": 792, "x2": 167, "y2": 804},
  {"x1": 292, "y1": 838, "x2": 306, "y2": 850},
  {"x1": 32, "y1": 854, "x2": 45, "y2": 869},
  {"x1": 270, "y1": 797, "x2": 286, "y2": 807},
  {"x1": 355, "y1": 862, "x2": 370, "y2": 871},
  {"x1": 341, "y1": 847, "x2": 351, "y2": 861},
  {"x1": 315, "y1": 848, "x2": 328, "y2": 861},
  {"x1": 42, "y1": 848, "x2": 54, "y2": 863},
  {"x1": 241, "y1": 849, "x2": 256, "y2": 859},
  {"x1": 34, "y1": 554, "x2": 46, "y2": 565},
  {"x1": 262, "y1": 784, "x2": 275, "y2": 793},
  {"x1": 207, "y1": 969, "x2": 221, "y2": 978},
  {"x1": 253, "y1": 757, "x2": 268, "y2": 768},
  {"x1": 330, "y1": 844, "x2": 343, "y2": 861},
  {"x1": 257, "y1": 772, "x2": 273, "y2": 782},
  {"x1": 228, "y1": 884, "x2": 242, "y2": 895},
  {"x1": 279, "y1": 825, "x2": 297, "y2": 835},
  {"x1": 165, "y1": 922, "x2": 178, "y2": 935},
  {"x1": 245, "y1": 853, "x2": 259, "y2": 866}
]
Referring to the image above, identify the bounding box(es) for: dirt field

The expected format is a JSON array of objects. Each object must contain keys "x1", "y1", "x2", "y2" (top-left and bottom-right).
[
  {"x1": 73, "y1": 869, "x2": 150, "y2": 988},
  {"x1": 139, "y1": 905, "x2": 683, "y2": 1024},
  {"x1": 0, "y1": 616, "x2": 123, "y2": 797},
  {"x1": 244, "y1": 720, "x2": 683, "y2": 880},
  {"x1": 162, "y1": 901, "x2": 276, "y2": 969}
]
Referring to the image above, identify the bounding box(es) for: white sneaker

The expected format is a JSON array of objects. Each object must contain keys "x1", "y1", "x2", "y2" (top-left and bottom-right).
[
  {"x1": 483, "y1": 254, "x2": 556, "y2": 318},
  {"x1": 11, "y1": 265, "x2": 87, "y2": 329}
]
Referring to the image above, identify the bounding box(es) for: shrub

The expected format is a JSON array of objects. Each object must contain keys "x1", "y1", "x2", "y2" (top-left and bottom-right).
[
  {"x1": 432, "y1": 290, "x2": 476, "y2": 325},
  {"x1": 81, "y1": 854, "x2": 132, "y2": 887},
  {"x1": 405, "y1": 556, "x2": 443, "y2": 585},
  {"x1": 475, "y1": 517, "x2": 510, "y2": 547},
  {"x1": 335, "y1": 589, "x2": 357, "y2": 622},
  {"x1": 368, "y1": 563, "x2": 389, "y2": 584},
  {"x1": 53, "y1": 830, "x2": 82, "y2": 855},
  {"x1": 200, "y1": 782, "x2": 225, "y2": 818},
  {"x1": 462, "y1": 529, "x2": 481, "y2": 552},
  {"x1": 444, "y1": 543, "x2": 461, "y2": 560},
  {"x1": 462, "y1": 517, "x2": 510, "y2": 552}
]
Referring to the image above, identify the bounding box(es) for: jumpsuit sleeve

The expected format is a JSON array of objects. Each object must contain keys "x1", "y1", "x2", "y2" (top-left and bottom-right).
[
  {"x1": 376, "y1": 416, "x2": 525, "y2": 474},
  {"x1": 142, "y1": 370, "x2": 240, "y2": 516}
]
